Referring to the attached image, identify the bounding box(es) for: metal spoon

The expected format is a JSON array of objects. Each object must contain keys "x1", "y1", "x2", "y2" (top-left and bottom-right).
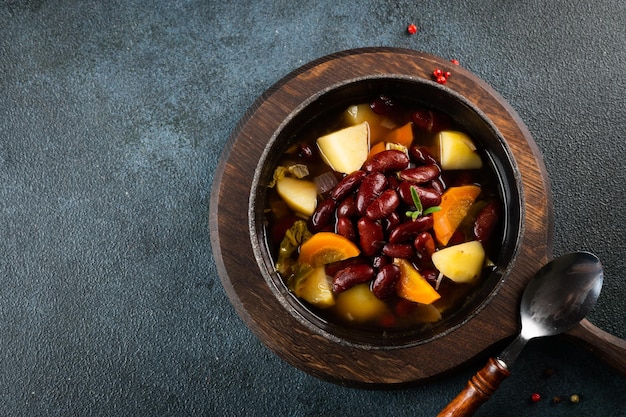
[{"x1": 438, "y1": 252, "x2": 604, "y2": 417}]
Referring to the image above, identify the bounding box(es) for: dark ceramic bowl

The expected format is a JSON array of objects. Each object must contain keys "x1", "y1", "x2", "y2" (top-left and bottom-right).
[
  {"x1": 210, "y1": 48, "x2": 552, "y2": 387},
  {"x1": 250, "y1": 75, "x2": 521, "y2": 346}
]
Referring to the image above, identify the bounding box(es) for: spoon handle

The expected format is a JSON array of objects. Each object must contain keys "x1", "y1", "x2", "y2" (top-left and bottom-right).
[
  {"x1": 437, "y1": 357, "x2": 511, "y2": 417},
  {"x1": 565, "y1": 318, "x2": 626, "y2": 376}
]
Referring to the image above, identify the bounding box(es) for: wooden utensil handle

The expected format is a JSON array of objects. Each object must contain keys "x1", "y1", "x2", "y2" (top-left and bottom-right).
[
  {"x1": 566, "y1": 318, "x2": 626, "y2": 376},
  {"x1": 437, "y1": 357, "x2": 511, "y2": 417}
]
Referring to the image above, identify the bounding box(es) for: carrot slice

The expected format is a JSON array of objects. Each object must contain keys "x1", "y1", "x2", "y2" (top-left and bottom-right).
[
  {"x1": 432, "y1": 185, "x2": 481, "y2": 246},
  {"x1": 383, "y1": 122, "x2": 414, "y2": 148},
  {"x1": 366, "y1": 141, "x2": 386, "y2": 161},
  {"x1": 394, "y1": 258, "x2": 441, "y2": 304},
  {"x1": 298, "y1": 232, "x2": 361, "y2": 266},
  {"x1": 367, "y1": 122, "x2": 414, "y2": 161}
]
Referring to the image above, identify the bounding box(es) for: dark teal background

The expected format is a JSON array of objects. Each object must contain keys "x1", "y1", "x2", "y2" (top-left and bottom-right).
[{"x1": 1, "y1": 1, "x2": 624, "y2": 416}]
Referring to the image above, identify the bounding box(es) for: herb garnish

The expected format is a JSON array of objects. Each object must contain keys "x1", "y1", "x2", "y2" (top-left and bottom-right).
[{"x1": 405, "y1": 185, "x2": 441, "y2": 220}]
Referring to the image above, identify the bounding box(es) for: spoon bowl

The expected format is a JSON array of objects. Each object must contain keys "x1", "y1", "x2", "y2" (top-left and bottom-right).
[
  {"x1": 520, "y1": 252, "x2": 604, "y2": 338},
  {"x1": 521, "y1": 252, "x2": 603, "y2": 337},
  {"x1": 500, "y1": 251, "x2": 603, "y2": 366}
]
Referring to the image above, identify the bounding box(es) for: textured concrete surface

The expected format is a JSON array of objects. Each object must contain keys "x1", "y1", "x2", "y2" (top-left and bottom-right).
[{"x1": 1, "y1": 1, "x2": 624, "y2": 416}]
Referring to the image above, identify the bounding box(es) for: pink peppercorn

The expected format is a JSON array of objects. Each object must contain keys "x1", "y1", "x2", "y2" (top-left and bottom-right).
[
  {"x1": 407, "y1": 24, "x2": 418, "y2": 35},
  {"x1": 432, "y1": 68, "x2": 452, "y2": 84}
]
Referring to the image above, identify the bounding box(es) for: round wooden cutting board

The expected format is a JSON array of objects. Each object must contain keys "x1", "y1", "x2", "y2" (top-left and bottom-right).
[{"x1": 209, "y1": 48, "x2": 553, "y2": 387}]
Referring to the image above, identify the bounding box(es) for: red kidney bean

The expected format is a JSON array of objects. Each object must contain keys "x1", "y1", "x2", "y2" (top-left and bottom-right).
[
  {"x1": 420, "y1": 268, "x2": 440, "y2": 286},
  {"x1": 417, "y1": 185, "x2": 442, "y2": 208},
  {"x1": 448, "y1": 229, "x2": 466, "y2": 246},
  {"x1": 356, "y1": 172, "x2": 387, "y2": 215},
  {"x1": 430, "y1": 177, "x2": 446, "y2": 194},
  {"x1": 330, "y1": 170, "x2": 366, "y2": 201},
  {"x1": 296, "y1": 143, "x2": 316, "y2": 161},
  {"x1": 382, "y1": 243, "x2": 415, "y2": 258},
  {"x1": 318, "y1": 224, "x2": 335, "y2": 233},
  {"x1": 411, "y1": 109, "x2": 434, "y2": 131},
  {"x1": 411, "y1": 109, "x2": 450, "y2": 133},
  {"x1": 414, "y1": 232, "x2": 436, "y2": 261},
  {"x1": 365, "y1": 189, "x2": 400, "y2": 220},
  {"x1": 383, "y1": 211, "x2": 402, "y2": 234},
  {"x1": 387, "y1": 175, "x2": 400, "y2": 190},
  {"x1": 332, "y1": 264, "x2": 375, "y2": 293},
  {"x1": 409, "y1": 145, "x2": 438, "y2": 165},
  {"x1": 473, "y1": 201, "x2": 500, "y2": 244},
  {"x1": 270, "y1": 214, "x2": 298, "y2": 245},
  {"x1": 362, "y1": 149, "x2": 410, "y2": 173},
  {"x1": 309, "y1": 198, "x2": 336, "y2": 232},
  {"x1": 336, "y1": 216, "x2": 357, "y2": 241},
  {"x1": 388, "y1": 215, "x2": 434, "y2": 244},
  {"x1": 357, "y1": 216, "x2": 384, "y2": 257},
  {"x1": 370, "y1": 94, "x2": 394, "y2": 115},
  {"x1": 336, "y1": 195, "x2": 358, "y2": 218},
  {"x1": 372, "y1": 264, "x2": 401, "y2": 299},
  {"x1": 398, "y1": 181, "x2": 417, "y2": 206},
  {"x1": 325, "y1": 257, "x2": 366, "y2": 277},
  {"x1": 398, "y1": 165, "x2": 440, "y2": 184},
  {"x1": 371, "y1": 255, "x2": 392, "y2": 269},
  {"x1": 398, "y1": 182, "x2": 441, "y2": 208}
]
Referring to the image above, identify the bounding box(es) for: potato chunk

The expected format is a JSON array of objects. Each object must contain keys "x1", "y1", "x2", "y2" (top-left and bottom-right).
[
  {"x1": 334, "y1": 283, "x2": 388, "y2": 323},
  {"x1": 293, "y1": 266, "x2": 335, "y2": 308},
  {"x1": 316, "y1": 122, "x2": 370, "y2": 174},
  {"x1": 431, "y1": 241, "x2": 485, "y2": 283},
  {"x1": 276, "y1": 177, "x2": 318, "y2": 216},
  {"x1": 437, "y1": 130, "x2": 483, "y2": 170},
  {"x1": 343, "y1": 104, "x2": 395, "y2": 144}
]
